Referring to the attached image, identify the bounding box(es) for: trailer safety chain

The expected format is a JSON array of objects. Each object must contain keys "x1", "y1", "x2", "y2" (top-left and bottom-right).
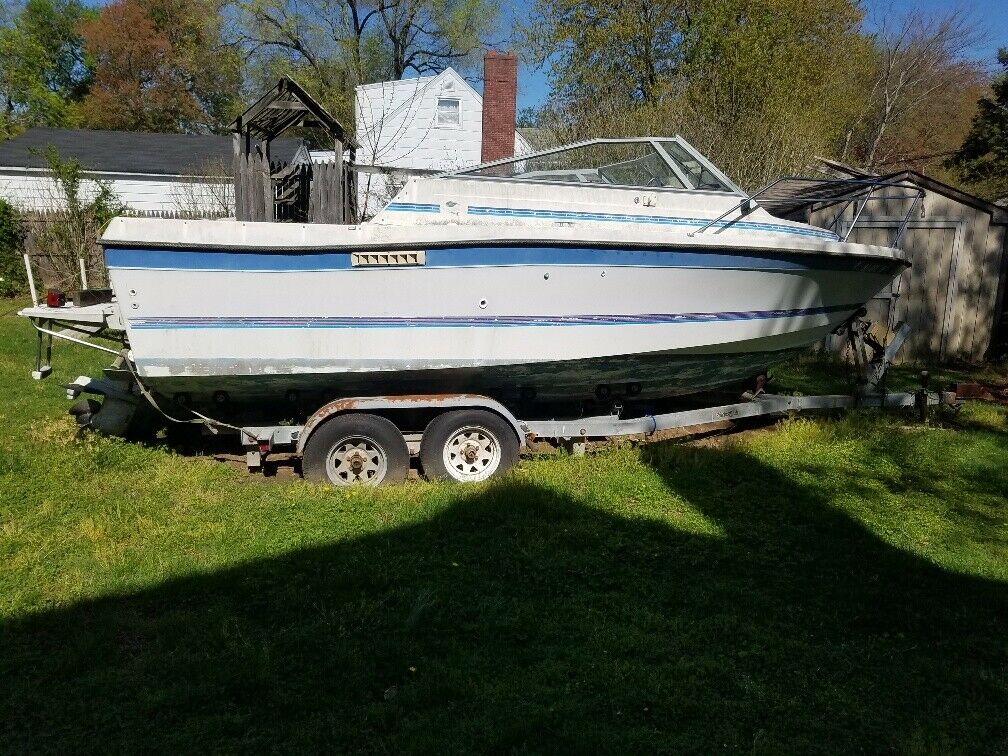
[
  {"x1": 120, "y1": 355, "x2": 257, "y2": 438},
  {"x1": 30, "y1": 320, "x2": 122, "y2": 356},
  {"x1": 28, "y1": 315, "x2": 275, "y2": 441}
]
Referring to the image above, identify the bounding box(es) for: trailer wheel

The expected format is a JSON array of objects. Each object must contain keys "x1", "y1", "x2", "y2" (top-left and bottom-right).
[
  {"x1": 302, "y1": 413, "x2": 409, "y2": 486},
  {"x1": 420, "y1": 410, "x2": 519, "y2": 482}
]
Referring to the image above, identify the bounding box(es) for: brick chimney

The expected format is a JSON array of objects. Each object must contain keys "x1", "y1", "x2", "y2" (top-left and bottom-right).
[{"x1": 481, "y1": 50, "x2": 517, "y2": 163}]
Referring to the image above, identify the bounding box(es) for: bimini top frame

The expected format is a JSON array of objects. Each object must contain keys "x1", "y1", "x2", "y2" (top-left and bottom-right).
[{"x1": 442, "y1": 136, "x2": 746, "y2": 196}]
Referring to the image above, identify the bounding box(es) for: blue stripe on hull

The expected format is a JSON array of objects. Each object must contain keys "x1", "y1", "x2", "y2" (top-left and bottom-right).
[
  {"x1": 128, "y1": 304, "x2": 859, "y2": 330},
  {"x1": 383, "y1": 201, "x2": 839, "y2": 241},
  {"x1": 465, "y1": 206, "x2": 840, "y2": 240},
  {"x1": 385, "y1": 202, "x2": 440, "y2": 213},
  {"x1": 105, "y1": 245, "x2": 898, "y2": 274}
]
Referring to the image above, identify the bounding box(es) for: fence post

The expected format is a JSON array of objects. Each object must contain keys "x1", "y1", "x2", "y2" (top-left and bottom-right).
[
  {"x1": 23, "y1": 253, "x2": 38, "y2": 306},
  {"x1": 233, "y1": 131, "x2": 246, "y2": 221},
  {"x1": 333, "y1": 139, "x2": 344, "y2": 223}
]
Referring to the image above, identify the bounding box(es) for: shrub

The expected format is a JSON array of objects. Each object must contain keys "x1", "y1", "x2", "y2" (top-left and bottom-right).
[
  {"x1": 30, "y1": 146, "x2": 125, "y2": 289},
  {"x1": 0, "y1": 199, "x2": 26, "y2": 298}
]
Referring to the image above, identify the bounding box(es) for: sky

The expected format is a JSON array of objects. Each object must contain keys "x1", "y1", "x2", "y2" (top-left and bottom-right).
[{"x1": 508, "y1": 0, "x2": 1008, "y2": 111}]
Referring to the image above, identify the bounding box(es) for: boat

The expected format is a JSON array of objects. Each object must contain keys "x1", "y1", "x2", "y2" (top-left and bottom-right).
[{"x1": 83, "y1": 137, "x2": 910, "y2": 411}]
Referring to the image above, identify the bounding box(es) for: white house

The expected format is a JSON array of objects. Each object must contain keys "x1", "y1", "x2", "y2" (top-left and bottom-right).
[
  {"x1": 354, "y1": 56, "x2": 530, "y2": 217},
  {"x1": 0, "y1": 128, "x2": 299, "y2": 216}
]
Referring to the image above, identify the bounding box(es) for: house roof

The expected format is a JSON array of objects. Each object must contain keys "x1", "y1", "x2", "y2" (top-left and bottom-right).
[
  {"x1": 816, "y1": 158, "x2": 873, "y2": 179},
  {"x1": 0, "y1": 127, "x2": 302, "y2": 176}
]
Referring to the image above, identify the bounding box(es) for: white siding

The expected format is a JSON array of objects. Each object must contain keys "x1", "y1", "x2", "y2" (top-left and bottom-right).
[
  {"x1": 354, "y1": 68, "x2": 531, "y2": 217},
  {"x1": 356, "y1": 71, "x2": 485, "y2": 172},
  {"x1": 0, "y1": 169, "x2": 234, "y2": 215}
]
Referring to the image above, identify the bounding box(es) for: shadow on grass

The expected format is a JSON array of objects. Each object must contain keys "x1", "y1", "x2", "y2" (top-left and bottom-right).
[{"x1": 3, "y1": 445, "x2": 1006, "y2": 753}]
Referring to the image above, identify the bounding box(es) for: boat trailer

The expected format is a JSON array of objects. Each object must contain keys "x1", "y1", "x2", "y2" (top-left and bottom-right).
[{"x1": 22, "y1": 290, "x2": 957, "y2": 483}]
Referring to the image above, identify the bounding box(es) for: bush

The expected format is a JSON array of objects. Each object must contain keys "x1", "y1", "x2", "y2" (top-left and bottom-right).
[
  {"x1": 0, "y1": 199, "x2": 26, "y2": 298},
  {"x1": 29, "y1": 146, "x2": 125, "y2": 290}
]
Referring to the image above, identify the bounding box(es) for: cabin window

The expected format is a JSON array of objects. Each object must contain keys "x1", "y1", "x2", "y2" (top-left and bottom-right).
[
  {"x1": 459, "y1": 141, "x2": 688, "y2": 189},
  {"x1": 450, "y1": 137, "x2": 743, "y2": 193},
  {"x1": 437, "y1": 98, "x2": 461, "y2": 128},
  {"x1": 659, "y1": 140, "x2": 732, "y2": 191}
]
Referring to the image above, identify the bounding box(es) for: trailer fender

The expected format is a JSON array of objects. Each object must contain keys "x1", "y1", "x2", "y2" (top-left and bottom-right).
[{"x1": 296, "y1": 394, "x2": 526, "y2": 456}]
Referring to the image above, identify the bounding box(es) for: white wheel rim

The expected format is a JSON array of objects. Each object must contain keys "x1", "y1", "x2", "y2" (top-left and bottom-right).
[
  {"x1": 442, "y1": 425, "x2": 502, "y2": 482},
  {"x1": 325, "y1": 435, "x2": 388, "y2": 486}
]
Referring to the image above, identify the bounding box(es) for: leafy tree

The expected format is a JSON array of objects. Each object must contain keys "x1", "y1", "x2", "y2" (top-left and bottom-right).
[
  {"x1": 0, "y1": 0, "x2": 93, "y2": 136},
  {"x1": 523, "y1": 0, "x2": 868, "y2": 189},
  {"x1": 523, "y1": 0, "x2": 989, "y2": 191},
  {"x1": 519, "y1": 0, "x2": 688, "y2": 109},
  {"x1": 674, "y1": 0, "x2": 868, "y2": 189},
  {"x1": 947, "y1": 49, "x2": 1008, "y2": 201},
  {"x1": 79, "y1": 0, "x2": 241, "y2": 133}
]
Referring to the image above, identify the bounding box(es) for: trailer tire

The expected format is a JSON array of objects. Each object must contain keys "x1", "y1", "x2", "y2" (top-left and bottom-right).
[
  {"x1": 302, "y1": 413, "x2": 409, "y2": 486},
  {"x1": 420, "y1": 409, "x2": 519, "y2": 482}
]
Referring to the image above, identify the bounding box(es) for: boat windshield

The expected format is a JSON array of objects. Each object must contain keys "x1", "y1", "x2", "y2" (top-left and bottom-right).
[{"x1": 450, "y1": 138, "x2": 739, "y2": 193}]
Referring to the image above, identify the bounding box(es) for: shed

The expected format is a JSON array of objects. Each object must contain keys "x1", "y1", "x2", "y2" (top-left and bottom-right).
[{"x1": 772, "y1": 167, "x2": 1008, "y2": 363}]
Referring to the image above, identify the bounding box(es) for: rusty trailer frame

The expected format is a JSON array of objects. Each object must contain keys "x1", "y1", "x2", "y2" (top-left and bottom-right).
[{"x1": 216, "y1": 322, "x2": 953, "y2": 472}]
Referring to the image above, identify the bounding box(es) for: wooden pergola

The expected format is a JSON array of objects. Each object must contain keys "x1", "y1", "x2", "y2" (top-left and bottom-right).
[{"x1": 232, "y1": 78, "x2": 356, "y2": 223}]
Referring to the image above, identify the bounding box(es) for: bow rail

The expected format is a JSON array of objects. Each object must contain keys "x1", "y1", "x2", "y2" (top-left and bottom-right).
[{"x1": 689, "y1": 175, "x2": 924, "y2": 247}]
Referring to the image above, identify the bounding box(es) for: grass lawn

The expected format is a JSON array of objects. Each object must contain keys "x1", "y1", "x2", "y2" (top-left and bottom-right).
[{"x1": 1, "y1": 302, "x2": 1007, "y2": 753}]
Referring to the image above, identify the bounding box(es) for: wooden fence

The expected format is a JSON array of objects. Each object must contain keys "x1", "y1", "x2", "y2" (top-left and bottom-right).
[{"x1": 235, "y1": 152, "x2": 357, "y2": 224}]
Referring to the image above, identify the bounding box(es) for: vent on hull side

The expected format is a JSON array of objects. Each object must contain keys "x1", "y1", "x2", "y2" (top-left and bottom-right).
[{"x1": 351, "y1": 251, "x2": 426, "y2": 267}]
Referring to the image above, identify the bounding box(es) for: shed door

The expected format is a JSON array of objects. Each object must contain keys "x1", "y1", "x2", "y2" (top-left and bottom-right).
[{"x1": 843, "y1": 223, "x2": 961, "y2": 362}]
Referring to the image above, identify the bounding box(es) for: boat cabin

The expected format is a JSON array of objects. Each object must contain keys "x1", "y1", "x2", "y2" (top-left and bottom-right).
[{"x1": 373, "y1": 137, "x2": 807, "y2": 236}]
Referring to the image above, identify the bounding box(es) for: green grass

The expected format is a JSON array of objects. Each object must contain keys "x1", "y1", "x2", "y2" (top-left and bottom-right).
[
  {"x1": 773, "y1": 348, "x2": 1008, "y2": 396},
  {"x1": 1, "y1": 302, "x2": 1007, "y2": 753}
]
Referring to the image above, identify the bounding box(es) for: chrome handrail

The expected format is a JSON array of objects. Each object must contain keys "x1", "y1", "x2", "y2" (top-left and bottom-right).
[{"x1": 688, "y1": 175, "x2": 925, "y2": 246}]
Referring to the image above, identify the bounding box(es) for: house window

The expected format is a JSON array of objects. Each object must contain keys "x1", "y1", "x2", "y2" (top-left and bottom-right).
[{"x1": 437, "y1": 98, "x2": 460, "y2": 128}]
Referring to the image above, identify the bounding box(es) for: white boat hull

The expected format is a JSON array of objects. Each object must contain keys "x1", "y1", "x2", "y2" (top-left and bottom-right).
[{"x1": 106, "y1": 242, "x2": 903, "y2": 404}]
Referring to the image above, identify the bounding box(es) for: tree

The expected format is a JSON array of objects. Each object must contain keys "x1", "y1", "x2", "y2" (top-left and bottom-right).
[
  {"x1": 673, "y1": 0, "x2": 868, "y2": 189},
  {"x1": 378, "y1": 0, "x2": 495, "y2": 79},
  {"x1": 519, "y1": 0, "x2": 688, "y2": 110},
  {"x1": 235, "y1": 0, "x2": 498, "y2": 126},
  {"x1": 841, "y1": 8, "x2": 986, "y2": 174},
  {"x1": 947, "y1": 49, "x2": 1008, "y2": 201},
  {"x1": 0, "y1": 199, "x2": 25, "y2": 297},
  {"x1": 31, "y1": 146, "x2": 124, "y2": 288},
  {"x1": 523, "y1": 0, "x2": 869, "y2": 190},
  {"x1": 79, "y1": 0, "x2": 241, "y2": 133},
  {"x1": 0, "y1": 0, "x2": 93, "y2": 136}
]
